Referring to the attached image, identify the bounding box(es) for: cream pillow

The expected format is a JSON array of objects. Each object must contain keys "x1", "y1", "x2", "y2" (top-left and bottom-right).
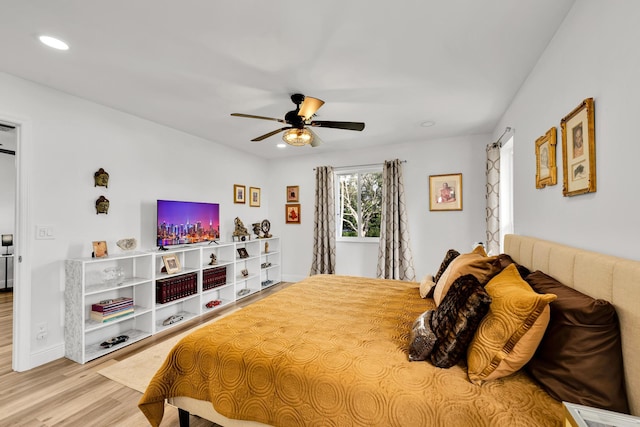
[
  {"x1": 419, "y1": 274, "x2": 436, "y2": 298},
  {"x1": 433, "y1": 246, "x2": 500, "y2": 306},
  {"x1": 466, "y1": 264, "x2": 556, "y2": 384}
]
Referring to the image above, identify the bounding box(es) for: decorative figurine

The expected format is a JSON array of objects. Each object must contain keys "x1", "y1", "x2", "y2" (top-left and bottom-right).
[
  {"x1": 116, "y1": 238, "x2": 137, "y2": 251},
  {"x1": 95, "y1": 195, "x2": 110, "y2": 214},
  {"x1": 265, "y1": 241, "x2": 269, "y2": 253},
  {"x1": 209, "y1": 253, "x2": 217, "y2": 265},
  {"x1": 261, "y1": 219, "x2": 272, "y2": 238},
  {"x1": 94, "y1": 168, "x2": 110, "y2": 188},
  {"x1": 252, "y1": 222, "x2": 261, "y2": 238},
  {"x1": 232, "y1": 217, "x2": 250, "y2": 241}
]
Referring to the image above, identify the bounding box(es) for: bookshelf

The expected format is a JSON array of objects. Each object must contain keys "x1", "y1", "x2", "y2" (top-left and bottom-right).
[{"x1": 64, "y1": 238, "x2": 281, "y2": 363}]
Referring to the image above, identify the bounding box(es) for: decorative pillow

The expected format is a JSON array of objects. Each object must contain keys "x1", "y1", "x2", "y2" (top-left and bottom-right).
[
  {"x1": 429, "y1": 274, "x2": 492, "y2": 368},
  {"x1": 434, "y1": 249, "x2": 460, "y2": 284},
  {"x1": 467, "y1": 264, "x2": 556, "y2": 385},
  {"x1": 408, "y1": 310, "x2": 437, "y2": 361},
  {"x1": 433, "y1": 246, "x2": 502, "y2": 306},
  {"x1": 525, "y1": 271, "x2": 630, "y2": 414},
  {"x1": 419, "y1": 275, "x2": 436, "y2": 298}
]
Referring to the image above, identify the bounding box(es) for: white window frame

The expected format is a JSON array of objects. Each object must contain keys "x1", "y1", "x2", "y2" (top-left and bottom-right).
[
  {"x1": 335, "y1": 165, "x2": 383, "y2": 243},
  {"x1": 499, "y1": 136, "x2": 514, "y2": 252}
]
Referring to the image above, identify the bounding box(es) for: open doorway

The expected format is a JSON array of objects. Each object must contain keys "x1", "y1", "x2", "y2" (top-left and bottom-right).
[{"x1": 0, "y1": 122, "x2": 16, "y2": 372}]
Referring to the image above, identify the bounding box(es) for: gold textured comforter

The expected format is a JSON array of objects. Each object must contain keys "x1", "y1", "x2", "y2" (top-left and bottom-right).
[{"x1": 139, "y1": 275, "x2": 562, "y2": 426}]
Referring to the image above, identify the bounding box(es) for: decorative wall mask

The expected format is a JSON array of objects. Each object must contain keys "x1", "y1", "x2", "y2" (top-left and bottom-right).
[
  {"x1": 95, "y1": 195, "x2": 110, "y2": 214},
  {"x1": 94, "y1": 168, "x2": 110, "y2": 188}
]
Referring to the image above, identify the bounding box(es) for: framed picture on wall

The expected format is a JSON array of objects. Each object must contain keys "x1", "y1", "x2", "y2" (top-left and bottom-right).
[
  {"x1": 285, "y1": 203, "x2": 301, "y2": 224},
  {"x1": 535, "y1": 127, "x2": 557, "y2": 189},
  {"x1": 561, "y1": 97, "x2": 596, "y2": 196},
  {"x1": 429, "y1": 173, "x2": 462, "y2": 211},
  {"x1": 249, "y1": 187, "x2": 261, "y2": 207},
  {"x1": 234, "y1": 184, "x2": 246, "y2": 204},
  {"x1": 286, "y1": 185, "x2": 299, "y2": 202}
]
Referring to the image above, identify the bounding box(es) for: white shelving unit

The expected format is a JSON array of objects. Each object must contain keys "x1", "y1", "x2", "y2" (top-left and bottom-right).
[{"x1": 64, "y1": 238, "x2": 281, "y2": 364}]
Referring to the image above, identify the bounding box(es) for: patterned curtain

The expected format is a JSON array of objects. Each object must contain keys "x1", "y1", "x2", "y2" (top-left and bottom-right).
[
  {"x1": 376, "y1": 159, "x2": 416, "y2": 281},
  {"x1": 309, "y1": 166, "x2": 336, "y2": 275},
  {"x1": 486, "y1": 143, "x2": 501, "y2": 255}
]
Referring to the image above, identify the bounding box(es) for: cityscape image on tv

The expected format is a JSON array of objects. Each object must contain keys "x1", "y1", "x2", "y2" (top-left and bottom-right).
[{"x1": 157, "y1": 200, "x2": 220, "y2": 246}]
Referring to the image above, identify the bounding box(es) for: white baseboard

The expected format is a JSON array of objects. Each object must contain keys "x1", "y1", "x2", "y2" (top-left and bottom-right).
[
  {"x1": 29, "y1": 343, "x2": 65, "y2": 369},
  {"x1": 282, "y1": 274, "x2": 307, "y2": 283}
]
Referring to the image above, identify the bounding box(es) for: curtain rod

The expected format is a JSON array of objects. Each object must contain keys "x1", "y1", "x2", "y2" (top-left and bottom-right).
[
  {"x1": 0, "y1": 148, "x2": 15, "y2": 156},
  {"x1": 487, "y1": 126, "x2": 513, "y2": 149},
  {"x1": 314, "y1": 160, "x2": 407, "y2": 171}
]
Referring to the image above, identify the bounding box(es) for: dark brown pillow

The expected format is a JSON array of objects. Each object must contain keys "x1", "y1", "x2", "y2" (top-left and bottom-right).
[
  {"x1": 525, "y1": 271, "x2": 629, "y2": 414},
  {"x1": 496, "y1": 253, "x2": 531, "y2": 279},
  {"x1": 408, "y1": 310, "x2": 437, "y2": 362},
  {"x1": 434, "y1": 249, "x2": 460, "y2": 284},
  {"x1": 430, "y1": 274, "x2": 492, "y2": 368}
]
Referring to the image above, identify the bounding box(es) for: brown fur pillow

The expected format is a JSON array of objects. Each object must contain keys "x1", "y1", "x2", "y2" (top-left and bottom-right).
[
  {"x1": 434, "y1": 249, "x2": 460, "y2": 284},
  {"x1": 430, "y1": 274, "x2": 492, "y2": 368},
  {"x1": 408, "y1": 310, "x2": 437, "y2": 361}
]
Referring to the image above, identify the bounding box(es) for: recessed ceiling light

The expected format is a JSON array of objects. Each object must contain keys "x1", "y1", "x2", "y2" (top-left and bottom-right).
[
  {"x1": 276, "y1": 143, "x2": 286, "y2": 148},
  {"x1": 420, "y1": 121, "x2": 435, "y2": 128},
  {"x1": 39, "y1": 35, "x2": 69, "y2": 51}
]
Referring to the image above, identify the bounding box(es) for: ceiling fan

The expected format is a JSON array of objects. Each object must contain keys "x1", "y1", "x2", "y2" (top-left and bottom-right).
[{"x1": 231, "y1": 93, "x2": 365, "y2": 147}]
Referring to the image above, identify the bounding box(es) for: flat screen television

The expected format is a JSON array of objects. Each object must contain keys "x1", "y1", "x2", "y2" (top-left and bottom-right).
[{"x1": 157, "y1": 200, "x2": 220, "y2": 247}]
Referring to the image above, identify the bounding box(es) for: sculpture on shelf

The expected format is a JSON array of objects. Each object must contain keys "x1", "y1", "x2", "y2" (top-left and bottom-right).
[
  {"x1": 95, "y1": 195, "x2": 110, "y2": 214},
  {"x1": 94, "y1": 168, "x2": 110, "y2": 188},
  {"x1": 116, "y1": 238, "x2": 137, "y2": 251},
  {"x1": 252, "y1": 222, "x2": 261, "y2": 238},
  {"x1": 209, "y1": 253, "x2": 217, "y2": 265},
  {"x1": 232, "y1": 217, "x2": 250, "y2": 241},
  {"x1": 265, "y1": 241, "x2": 269, "y2": 253},
  {"x1": 261, "y1": 219, "x2": 272, "y2": 238}
]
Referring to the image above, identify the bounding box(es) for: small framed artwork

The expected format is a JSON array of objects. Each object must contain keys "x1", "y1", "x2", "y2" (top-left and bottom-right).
[
  {"x1": 162, "y1": 254, "x2": 181, "y2": 274},
  {"x1": 286, "y1": 185, "x2": 299, "y2": 202},
  {"x1": 92, "y1": 241, "x2": 108, "y2": 258},
  {"x1": 535, "y1": 127, "x2": 557, "y2": 189},
  {"x1": 561, "y1": 97, "x2": 596, "y2": 196},
  {"x1": 249, "y1": 187, "x2": 261, "y2": 207},
  {"x1": 429, "y1": 173, "x2": 462, "y2": 211},
  {"x1": 237, "y1": 247, "x2": 249, "y2": 259},
  {"x1": 234, "y1": 184, "x2": 246, "y2": 204},
  {"x1": 285, "y1": 203, "x2": 301, "y2": 224}
]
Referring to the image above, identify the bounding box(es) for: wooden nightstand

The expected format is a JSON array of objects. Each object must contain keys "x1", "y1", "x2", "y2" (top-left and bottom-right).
[{"x1": 564, "y1": 402, "x2": 640, "y2": 427}]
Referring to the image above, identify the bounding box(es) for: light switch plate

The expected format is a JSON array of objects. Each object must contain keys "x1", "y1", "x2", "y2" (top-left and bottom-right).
[{"x1": 35, "y1": 225, "x2": 55, "y2": 240}]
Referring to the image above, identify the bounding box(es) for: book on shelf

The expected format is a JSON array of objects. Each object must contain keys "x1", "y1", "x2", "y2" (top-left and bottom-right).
[
  {"x1": 156, "y1": 272, "x2": 198, "y2": 304},
  {"x1": 203, "y1": 266, "x2": 227, "y2": 290},
  {"x1": 90, "y1": 307, "x2": 134, "y2": 322},
  {"x1": 91, "y1": 297, "x2": 134, "y2": 312}
]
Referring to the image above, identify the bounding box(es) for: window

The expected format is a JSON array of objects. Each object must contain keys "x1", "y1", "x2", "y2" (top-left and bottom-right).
[
  {"x1": 335, "y1": 167, "x2": 382, "y2": 241},
  {"x1": 499, "y1": 136, "x2": 514, "y2": 252}
]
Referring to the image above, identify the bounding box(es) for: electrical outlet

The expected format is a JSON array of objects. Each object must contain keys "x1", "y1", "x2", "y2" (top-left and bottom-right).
[
  {"x1": 37, "y1": 322, "x2": 47, "y2": 333},
  {"x1": 36, "y1": 322, "x2": 47, "y2": 340}
]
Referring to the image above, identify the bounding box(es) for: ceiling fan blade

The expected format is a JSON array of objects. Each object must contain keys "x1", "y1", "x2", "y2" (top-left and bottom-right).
[
  {"x1": 251, "y1": 127, "x2": 292, "y2": 142},
  {"x1": 297, "y1": 96, "x2": 325, "y2": 120},
  {"x1": 231, "y1": 113, "x2": 286, "y2": 124},
  {"x1": 310, "y1": 120, "x2": 365, "y2": 131},
  {"x1": 308, "y1": 129, "x2": 323, "y2": 148}
]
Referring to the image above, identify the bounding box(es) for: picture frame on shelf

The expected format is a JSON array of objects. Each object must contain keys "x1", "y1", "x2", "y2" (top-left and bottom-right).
[
  {"x1": 249, "y1": 187, "x2": 261, "y2": 207},
  {"x1": 241, "y1": 268, "x2": 249, "y2": 277},
  {"x1": 535, "y1": 127, "x2": 557, "y2": 189},
  {"x1": 92, "y1": 240, "x2": 108, "y2": 258},
  {"x1": 237, "y1": 247, "x2": 249, "y2": 259},
  {"x1": 162, "y1": 254, "x2": 182, "y2": 274},
  {"x1": 234, "y1": 184, "x2": 246, "y2": 204},
  {"x1": 429, "y1": 173, "x2": 462, "y2": 211},
  {"x1": 561, "y1": 97, "x2": 596, "y2": 196},
  {"x1": 286, "y1": 185, "x2": 299, "y2": 202},
  {"x1": 286, "y1": 203, "x2": 301, "y2": 224}
]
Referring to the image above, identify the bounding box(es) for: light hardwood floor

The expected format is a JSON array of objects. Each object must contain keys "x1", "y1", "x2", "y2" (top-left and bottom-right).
[{"x1": 0, "y1": 282, "x2": 293, "y2": 426}]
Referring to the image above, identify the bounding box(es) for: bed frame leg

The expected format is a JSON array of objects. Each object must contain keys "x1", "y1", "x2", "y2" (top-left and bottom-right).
[{"x1": 178, "y1": 408, "x2": 190, "y2": 427}]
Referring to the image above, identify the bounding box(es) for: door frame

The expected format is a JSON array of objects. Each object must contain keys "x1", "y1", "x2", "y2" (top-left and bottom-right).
[{"x1": 1, "y1": 112, "x2": 32, "y2": 372}]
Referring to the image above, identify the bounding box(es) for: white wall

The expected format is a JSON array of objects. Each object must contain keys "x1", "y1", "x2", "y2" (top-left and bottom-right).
[
  {"x1": 0, "y1": 72, "x2": 271, "y2": 368},
  {"x1": 268, "y1": 134, "x2": 489, "y2": 282},
  {"x1": 495, "y1": 0, "x2": 640, "y2": 260}
]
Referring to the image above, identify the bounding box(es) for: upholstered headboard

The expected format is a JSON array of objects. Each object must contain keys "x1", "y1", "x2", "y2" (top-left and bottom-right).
[{"x1": 504, "y1": 234, "x2": 640, "y2": 415}]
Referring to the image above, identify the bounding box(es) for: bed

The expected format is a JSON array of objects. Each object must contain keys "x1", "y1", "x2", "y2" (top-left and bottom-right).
[{"x1": 139, "y1": 235, "x2": 640, "y2": 426}]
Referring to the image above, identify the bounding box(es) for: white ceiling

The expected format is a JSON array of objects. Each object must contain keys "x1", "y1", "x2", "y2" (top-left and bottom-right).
[{"x1": 0, "y1": 0, "x2": 575, "y2": 159}]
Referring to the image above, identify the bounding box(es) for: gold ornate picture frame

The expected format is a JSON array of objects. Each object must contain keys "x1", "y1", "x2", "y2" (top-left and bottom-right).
[
  {"x1": 429, "y1": 173, "x2": 462, "y2": 211},
  {"x1": 561, "y1": 98, "x2": 596, "y2": 196},
  {"x1": 285, "y1": 203, "x2": 301, "y2": 224},
  {"x1": 286, "y1": 185, "x2": 299, "y2": 202},
  {"x1": 535, "y1": 127, "x2": 557, "y2": 188},
  {"x1": 233, "y1": 184, "x2": 246, "y2": 204},
  {"x1": 249, "y1": 187, "x2": 261, "y2": 207}
]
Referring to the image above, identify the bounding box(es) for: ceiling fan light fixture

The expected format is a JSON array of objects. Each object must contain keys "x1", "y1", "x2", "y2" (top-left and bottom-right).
[
  {"x1": 38, "y1": 35, "x2": 69, "y2": 50},
  {"x1": 282, "y1": 128, "x2": 313, "y2": 146}
]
